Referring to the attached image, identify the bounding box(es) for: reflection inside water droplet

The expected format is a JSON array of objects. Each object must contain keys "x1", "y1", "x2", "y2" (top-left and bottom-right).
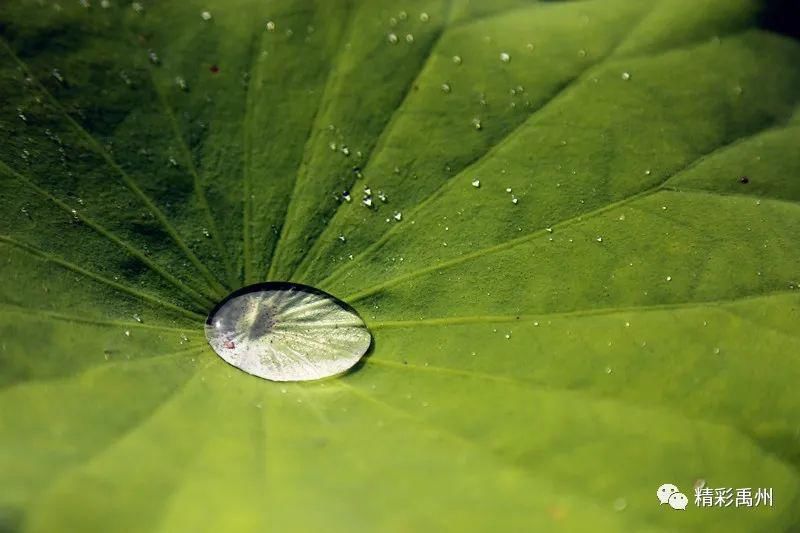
[{"x1": 205, "y1": 283, "x2": 372, "y2": 382}]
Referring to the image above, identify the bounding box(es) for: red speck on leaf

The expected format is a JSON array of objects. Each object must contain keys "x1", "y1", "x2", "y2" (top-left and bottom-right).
[{"x1": 210, "y1": 64, "x2": 219, "y2": 73}]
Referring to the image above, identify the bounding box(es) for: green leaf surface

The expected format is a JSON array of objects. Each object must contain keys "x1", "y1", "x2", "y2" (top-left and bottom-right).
[{"x1": 1, "y1": 0, "x2": 799, "y2": 531}]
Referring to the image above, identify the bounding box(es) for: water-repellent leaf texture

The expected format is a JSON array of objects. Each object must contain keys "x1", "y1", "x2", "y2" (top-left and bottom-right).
[{"x1": 1, "y1": 0, "x2": 799, "y2": 531}]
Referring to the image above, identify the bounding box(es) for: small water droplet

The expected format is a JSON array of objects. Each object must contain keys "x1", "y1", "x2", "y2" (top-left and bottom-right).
[
  {"x1": 471, "y1": 179, "x2": 480, "y2": 188},
  {"x1": 133, "y1": 313, "x2": 142, "y2": 323},
  {"x1": 205, "y1": 283, "x2": 371, "y2": 381},
  {"x1": 124, "y1": 329, "x2": 131, "y2": 337},
  {"x1": 511, "y1": 196, "x2": 519, "y2": 205},
  {"x1": 387, "y1": 33, "x2": 398, "y2": 44},
  {"x1": 613, "y1": 498, "x2": 627, "y2": 512},
  {"x1": 596, "y1": 236, "x2": 603, "y2": 242},
  {"x1": 201, "y1": 10, "x2": 212, "y2": 21},
  {"x1": 526, "y1": 42, "x2": 535, "y2": 51},
  {"x1": 202, "y1": 228, "x2": 211, "y2": 238},
  {"x1": 419, "y1": 12, "x2": 429, "y2": 22},
  {"x1": 666, "y1": 275, "x2": 672, "y2": 282},
  {"x1": 148, "y1": 50, "x2": 160, "y2": 65},
  {"x1": 393, "y1": 211, "x2": 402, "y2": 221},
  {"x1": 51, "y1": 69, "x2": 64, "y2": 84},
  {"x1": 174, "y1": 76, "x2": 188, "y2": 91},
  {"x1": 452, "y1": 55, "x2": 462, "y2": 65},
  {"x1": 266, "y1": 21, "x2": 276, "y2": 32},
  {"x1": 119, "y1": 70, "x2": 132, "y2": 86},
  {"x1": 471, "y1": 117, "x2": 482, "y2": 130},
  {"x1": 405, "y1": 33, "x2": 414, "y2": 44},
  {"x1": 440, "y1": 82, "x2": 451, "y2": 93},
  {"x1": 398, "y1": 10, "x2": 407, "y2": 20},
  {"x1": 499, "y1": 52, "x2": 510, "y2": 63},
  {"x1": 132, "y1": 2, "x2": 143, "y2": 14},
  {"x1": 362, "y1": 196, "x2": 373, "y2": 207},
  {"x1": 621, "y1": 71, "x2": 631, "y2": 81}
]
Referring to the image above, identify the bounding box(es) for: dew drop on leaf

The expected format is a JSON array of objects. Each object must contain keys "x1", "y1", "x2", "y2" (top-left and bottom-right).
[
  {"x1": 205, "y1": 283, "x2": 372, "y2": 381},
  {"x1": 613, "y1": 498, "x2": 627, "y2": 512},
  {"x1": 499, "y1": 52, "x2": 510, "y2": 63},
  {"x1": 201, "y1": 10, "x2": 212, "y2": 21}
]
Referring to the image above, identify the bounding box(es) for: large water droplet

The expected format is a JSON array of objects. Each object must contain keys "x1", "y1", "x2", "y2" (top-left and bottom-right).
[{"x1": 205, "y1": 283, "x2": 371, "y2": 381}]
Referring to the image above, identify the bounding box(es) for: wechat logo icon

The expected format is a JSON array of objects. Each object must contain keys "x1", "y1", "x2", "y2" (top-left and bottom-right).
[{"x1": 657, "y1": 483, "x2": 688, "y2": 510}]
